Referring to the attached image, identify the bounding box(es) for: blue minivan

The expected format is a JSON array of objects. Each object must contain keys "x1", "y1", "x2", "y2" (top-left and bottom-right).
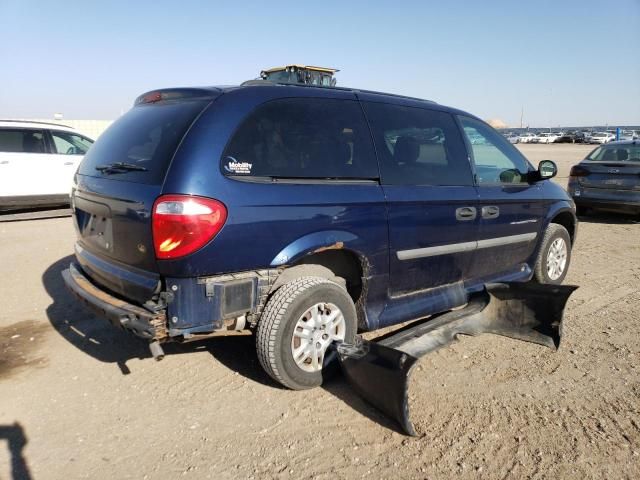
[{"x1": 62, "y1": 82, "x2": 577, "y2": 390}]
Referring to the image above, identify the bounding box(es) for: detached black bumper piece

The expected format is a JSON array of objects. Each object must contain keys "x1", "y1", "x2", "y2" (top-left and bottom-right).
[
  {"x1": 62, "y1": 263, "x2": 166, "y2": 341},
  {"x1": 335, "y1": 282, "x2": 578, "y2": 436}
]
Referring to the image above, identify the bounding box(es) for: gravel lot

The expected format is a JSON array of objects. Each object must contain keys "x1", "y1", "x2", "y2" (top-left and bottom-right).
[{"x1": 1, "y1": 145, "x2": 639, "y2": 479}]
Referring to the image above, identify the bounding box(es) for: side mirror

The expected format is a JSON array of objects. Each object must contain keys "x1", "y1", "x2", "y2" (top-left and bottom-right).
[{"x1": 536, "y1": 160, "x2": 557, "y2": 181}]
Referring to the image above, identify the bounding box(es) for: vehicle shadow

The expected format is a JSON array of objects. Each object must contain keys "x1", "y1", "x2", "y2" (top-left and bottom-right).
[
  {"x1": 577, "y1": 211, "x2": 639, "y2": 225},
  {"x1": 0, "y1": 422, "x2": 32, "y2": 480},
  {"x1": 43, "y1": 255, "x2": 271, "y2": 384},
  {"x1": 43, "y1": 256, "x2": 403, "y2": 433}
]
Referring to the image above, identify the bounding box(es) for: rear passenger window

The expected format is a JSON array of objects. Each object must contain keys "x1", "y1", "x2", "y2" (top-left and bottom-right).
[
  {"x1": 362, "y1": 102, "x2": 473, "y2": 186},
  {"x1": 0, "y1": 129, "x2": 46, "y2": 153},
  {"x1": 458, "y1": 116, "x2": 531, "y2": 185},
  {"x1": 222, "y1": 98, "x2": 377, "y2": 179}
]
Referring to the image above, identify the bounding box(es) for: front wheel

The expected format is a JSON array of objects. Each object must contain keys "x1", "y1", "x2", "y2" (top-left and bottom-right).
[
  {"x1": 256, "y1": 276, "x2": 357, "y2": 390},
  {"x1": 533, "y1": 224, "x2": 572, "y2": 284}
]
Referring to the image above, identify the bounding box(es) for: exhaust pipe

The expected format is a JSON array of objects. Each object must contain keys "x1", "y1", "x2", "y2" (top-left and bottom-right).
[
  {"x1": 149, "y1": 340, "x2": 165, "y2": 361},
  {"x1": 335, "y1": 282, "x2": 578, "y2": 435}
]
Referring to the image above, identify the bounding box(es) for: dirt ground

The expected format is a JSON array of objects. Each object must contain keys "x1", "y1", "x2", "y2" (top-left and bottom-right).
[{"x1": 1, "y1": 145, "x2": 639, "y2": 479}]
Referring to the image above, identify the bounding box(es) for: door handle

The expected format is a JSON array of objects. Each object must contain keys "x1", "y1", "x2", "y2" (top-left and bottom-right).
[
  {"x1": 455, "y1": 206, "x2": 477, "y2": 221},
  {"x1": 0, "y1": 160, "x2": 8, "y2": 165},
  {"x1": 481, "y1": 206, "x2": 500, "y2": 219},
  {"x1": 64, "y1": 161, "x2": 75, "y2": 166}
]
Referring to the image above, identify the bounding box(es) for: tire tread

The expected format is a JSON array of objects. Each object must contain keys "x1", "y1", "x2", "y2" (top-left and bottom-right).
[
  {"x1": 256, "y1": 276, "x2": 337, "y2": 389},
  {"x1": 533, "y1": 223, "x2": 571, "y2": 284}
]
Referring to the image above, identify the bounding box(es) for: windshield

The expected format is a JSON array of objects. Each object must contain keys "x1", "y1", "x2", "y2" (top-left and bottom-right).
[
  {"x1": 586, "y1": 145, "x2": 640, "y2": 162},
  {"x1": 78, "y1": 99, "x2": 210, "y2": 184}
]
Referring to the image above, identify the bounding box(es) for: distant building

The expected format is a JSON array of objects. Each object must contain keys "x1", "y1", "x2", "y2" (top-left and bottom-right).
[{"x1": 486, "y1": 118, "x2": 508, "y2": 129}]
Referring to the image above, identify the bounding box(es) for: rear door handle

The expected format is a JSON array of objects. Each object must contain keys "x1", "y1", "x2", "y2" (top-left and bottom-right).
[
  {"x1": 455, "y1": 206, "x2": 477, "y2": 221},
  {"x1": 64, "y1": 161, "x2": 75, "y2": 166},
  {"x1": 0, "y1": 160, "x2": 8, "y2": 165},
  {"x1": 481, "y1": 206, "x2": 500, "y2": 219}
]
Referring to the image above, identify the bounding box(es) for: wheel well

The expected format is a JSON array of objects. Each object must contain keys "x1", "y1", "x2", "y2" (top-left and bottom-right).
[
  {"x1": 272, "y1": 250, "x2": 364, "y2": 303},
  {"x1": 551, "y1": 211, "x2": 576, "y2": 244}
]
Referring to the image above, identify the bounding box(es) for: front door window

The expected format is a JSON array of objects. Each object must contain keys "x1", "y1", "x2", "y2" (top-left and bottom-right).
[{"x1": 459, "y1": 116, "x2": 531, "y2": 185}]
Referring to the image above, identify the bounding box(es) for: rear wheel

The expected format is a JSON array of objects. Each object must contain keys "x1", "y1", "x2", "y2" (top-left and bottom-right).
[
  {"x1": 533, "y1": 224, "x2": 571, "y2": 284},
  {"x1": 256, "y1": 276, "x2": 357, "y2": 390}
]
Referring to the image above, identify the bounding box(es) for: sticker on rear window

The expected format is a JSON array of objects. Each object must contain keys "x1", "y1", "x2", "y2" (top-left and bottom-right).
[{"x1": 224, "y1": 156, "x2": 252, "y2": 175}]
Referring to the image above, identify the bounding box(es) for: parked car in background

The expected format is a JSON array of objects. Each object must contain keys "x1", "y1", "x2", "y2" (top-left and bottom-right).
[
  {"x1": 505, "y1": 133, "x2": 519, "y2": 144},
  {"x1": 0, "y1": 120, "x2": 94, "y2": 211},
  {"x1": 555, "y1": 132, "x2": 577, "y2": 143},
  {"x1": 568, "y1": 140, "x2": 640, "y2": 217},
  {"x1": 61, "y1": 82, "x2": 577, "y2": 391},
  {"x1": 573, "y1": 132, "x2": 588, "y2": 143},
  {"x1": 518, "y1": 132, "x2": 536, "y2": 143},
  {"x1": 555, "y1": 131, "x2": 586, "y2": 143},
  {"x1": 589, "y1": 132, "x2": 615, "y2": 144},
  {"x1": 532, "y1": 132, "x2": 559, "y2": 144},
  {"x1": 618, "y1": 130, "x2": 638, "y2": 141}
]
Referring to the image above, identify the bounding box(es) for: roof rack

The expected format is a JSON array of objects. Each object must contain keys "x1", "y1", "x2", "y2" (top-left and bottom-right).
[
  {"x1": 259, "y1": 65, "x2": 339, "y2": 87},
  {"x1": 261, "y1": 65, "x2": 340, "y2": 75}
]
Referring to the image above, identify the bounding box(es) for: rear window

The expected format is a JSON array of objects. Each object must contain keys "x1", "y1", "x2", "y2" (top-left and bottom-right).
[
  {"x1": 78, "y1": 100, "x2": 210, "y2": 184},
  {"x1": 587, "y1": 145, "x2": 640, "y2": 162},
  {"x1": 222, "y1": 98, "x2": 378, "y2": 179}
]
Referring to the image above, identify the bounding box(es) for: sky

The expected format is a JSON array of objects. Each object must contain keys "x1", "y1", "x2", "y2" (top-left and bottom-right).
[{"x1": 0, "y1": 0, "x2": 638, "y2": 127}]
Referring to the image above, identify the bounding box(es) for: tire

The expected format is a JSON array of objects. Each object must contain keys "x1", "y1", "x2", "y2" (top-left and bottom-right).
[
  {"x1": 533, "y1": 224, "x2": 572, "y2": 284},
  {"x1": 256, "y1": 276, "x2": 357, "y2": 390}
]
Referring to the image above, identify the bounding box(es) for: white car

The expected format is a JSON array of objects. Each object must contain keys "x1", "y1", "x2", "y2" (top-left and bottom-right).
[
  {"x1": 0, "y1": 120, "x2": 94, "y2": 210},
  {"x1": 517, "y1": 132, "x2": 536, "y2": 143},
  {"x1": 589, "y1": 132, "x2": 615, "y2": 144},
  {"x1": 532, "y1": 132, "x2": 559, "y2": 144},
  {"x1": 618, "y1": 130, "x2": 639, "y2": 141},
  {"x1": 504, "y1": 133, "x2": 519, "y2": 144}
]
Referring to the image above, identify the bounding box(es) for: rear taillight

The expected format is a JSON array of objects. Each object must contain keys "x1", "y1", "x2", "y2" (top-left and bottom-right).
[
  {"x1": 152, "y1": 195, "x2": 227, "y2": 260},
  {"x1": 569, "y1": 165, "x2": 590, "y2": 178}
]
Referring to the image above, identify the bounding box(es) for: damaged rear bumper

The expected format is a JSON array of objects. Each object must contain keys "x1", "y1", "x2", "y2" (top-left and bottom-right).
[{"x1": 62, "y1": 263, "x2": 167, "y2": 342}]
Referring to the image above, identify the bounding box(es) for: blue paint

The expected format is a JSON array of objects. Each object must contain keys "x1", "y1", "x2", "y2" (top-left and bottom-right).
[{"x1": 69, "y1": 83, "x2": 577, "y2": 337}]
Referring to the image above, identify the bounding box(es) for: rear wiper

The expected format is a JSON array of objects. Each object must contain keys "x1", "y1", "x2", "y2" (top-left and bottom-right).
[{"x1": 95, "y1": 162, "x2": 148, "y2": 173}]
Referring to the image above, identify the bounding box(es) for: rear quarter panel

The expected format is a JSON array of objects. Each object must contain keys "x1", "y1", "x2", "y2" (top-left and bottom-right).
[{"x1": 158, "y1": 87, "x2": 389, "y2": 280}]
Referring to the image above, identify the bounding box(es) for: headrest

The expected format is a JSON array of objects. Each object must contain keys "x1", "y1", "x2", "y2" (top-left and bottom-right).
[{"x1": 394, "y1": 136, "x2": 420, "y2": 164}]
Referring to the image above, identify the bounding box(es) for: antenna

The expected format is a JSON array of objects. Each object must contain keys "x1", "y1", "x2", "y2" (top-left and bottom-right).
[{"x1": 520, "y1": 106, "x2": 524, "y2": 129}]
